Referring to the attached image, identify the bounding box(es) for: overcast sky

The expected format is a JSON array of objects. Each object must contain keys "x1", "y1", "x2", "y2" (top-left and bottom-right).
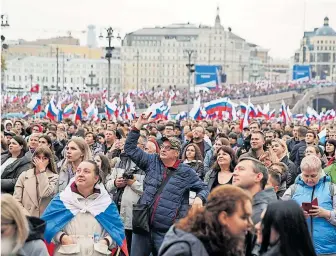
[{"x1": 1, "y1": 0, "x2": 335, "y2": 59}]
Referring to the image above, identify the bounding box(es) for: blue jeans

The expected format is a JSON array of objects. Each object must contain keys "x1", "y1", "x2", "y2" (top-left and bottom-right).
[{"x1": 130, "y1": 230, "x2": 165, "y2": 256}]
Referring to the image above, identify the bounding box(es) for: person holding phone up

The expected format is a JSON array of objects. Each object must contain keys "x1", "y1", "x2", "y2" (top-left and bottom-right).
[
  {"x1": 282, "y1": 155, "x2": 336, "y2": 256},
  {"x1": 105, "y1": 136, "x2": 146, "y2": 254}
]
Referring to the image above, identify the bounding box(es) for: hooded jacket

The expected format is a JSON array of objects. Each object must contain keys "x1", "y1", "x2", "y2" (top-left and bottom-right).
[
  {"x1": 4, "y1": 120, "x2": 13, "y2": 132},
  {"x1": 282, "y1": 174, "x2": 336, "y2": 255},
  {"x1": 158, "y1": 226, "x2": 209, "y2": 256},
  {"x1": 18, "y1": 216, "x2": 49, "y2": 256}
]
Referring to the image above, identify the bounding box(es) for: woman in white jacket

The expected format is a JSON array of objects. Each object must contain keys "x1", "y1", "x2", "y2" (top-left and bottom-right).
[{"x1": 42, "y1": 160, "x2": 128, "y2": 256}]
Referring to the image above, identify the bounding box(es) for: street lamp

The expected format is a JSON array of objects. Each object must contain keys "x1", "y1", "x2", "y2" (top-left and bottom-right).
[
  {"x1": 184, "y1": 49, "x2": 196, "y2": 117},
  {"x1": 99, "y1": 27, "x2": 121, "y2": 100},
  {"x1": 134, "y1": 50, "x2": 141, "y2": 109}
]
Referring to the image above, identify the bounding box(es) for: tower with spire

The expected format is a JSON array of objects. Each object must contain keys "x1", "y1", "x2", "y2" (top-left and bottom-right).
[{"x1": 215, "y1": 6, "x2": 223, "y2": 28}]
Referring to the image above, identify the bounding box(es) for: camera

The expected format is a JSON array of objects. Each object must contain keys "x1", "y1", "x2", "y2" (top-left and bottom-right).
[{"x1": 122, "y1": 172, "x2": 134, "y2": 180}]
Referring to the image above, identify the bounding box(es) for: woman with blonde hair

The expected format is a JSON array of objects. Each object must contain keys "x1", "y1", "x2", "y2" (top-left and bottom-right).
[
  {"x1": 271, "y1": 138, "x2": 298, "y2": 187},
  {"x1": 1, "y1": 194, "x2": 48, "y2": 255},
  {"x1": 13, "y1": 146, "x2": 59, "y2": 217},
  {"x1": 57, "y1": 136, "x2": 92, "y2": 192}
]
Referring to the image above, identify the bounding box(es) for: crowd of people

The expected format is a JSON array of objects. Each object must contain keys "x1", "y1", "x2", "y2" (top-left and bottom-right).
[
  {"x1": 2, "y1": 80, "x2": 328, "y2": 114},
  {"x1": 1, "y1": 114, "x2": 336, "y2": 256}
]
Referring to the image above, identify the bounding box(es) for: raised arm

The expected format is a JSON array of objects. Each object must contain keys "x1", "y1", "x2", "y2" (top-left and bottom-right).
[{"x1": 124, "y1": 113, "x2": 154, "y2": 172}]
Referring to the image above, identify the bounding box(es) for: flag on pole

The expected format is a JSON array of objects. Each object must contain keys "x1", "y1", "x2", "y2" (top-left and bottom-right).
[
  {"x1": 27, "y1": 93, "x2": 42, "y2": 113},
  {"x1": 30, "y1": 84, "x2": 40, "y2": 93},
  {"x1": 74, "y1": 101, "x2": 83, "y2": 123}
]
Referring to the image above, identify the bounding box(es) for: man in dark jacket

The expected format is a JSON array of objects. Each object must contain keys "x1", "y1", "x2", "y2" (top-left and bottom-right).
[
  {"x1": 232, "y1": 157, "x2": 277, "y2": 256},
  {"x1": 289, "y1": 126, "x2": 308, "y2": 166},
  {"x1": 294, "y1": 129, "x2": 317, "y2": 167},
  {"x1": 286, "y1": 125, "x2": 300, "y2": 153},
  {"x1": 239, "y1": 132, "x2": 265, "y2": 161},
  {"x1": 125, "y1": 113, "x2": 209, "y2": 256}
]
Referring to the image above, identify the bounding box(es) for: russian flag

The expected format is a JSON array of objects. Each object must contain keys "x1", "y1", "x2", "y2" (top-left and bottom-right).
[
  {"x1": 92, "y1": 106, "x2": 99, "y2": 122},
  {"x1": 240, "y1": 101, "x2": 250, "y2": 131},
  {"x1": 12, "y1": 95, "x2": 20, "y2": 103},
  {"x1": 204, "y1": 98, "x2": 228, "y2": 115},
  {"x1": 269, "y1": 109, "x2": 276, "y2": 120},
  {"x1": 46, "y1": 100, "x2": 59, "y2": 121},
  {"x1": 74, "y1": 101, "x2": 83, "y2": 123},
  {"x1": 318, "y1": 129, "x2": 327, "y2": 144},
  {"x1": 27, "y1": 93, "x2": 42, "y2": 113},
  {"x1": 105, "y1": 99, "x2": 118, "y2": 120},
  {"x1": 190, "y1": 97, "x2": 203, "y2": 120},
  {"x1": 240, "y1": 102, "x2": 247, "y2": 115},
  {"x1": 146, "y1": 101, "x2": 165, "y2": 119},
  {"x1": 248, "y1": 101, "x2": 258, "y2": 118},
  {"x1": 280, "y1": 100, "x2": 292, "y2": 125},
  {"x1": 41, "y1": 181, "x2": 128, "y2": 256},
  {"x1": 162, "y1": 97, "x2": 172, "y2": 120},
  {"x1": 175, "y1": 111, "x2": 187, "y2": 121},
  {"x1": 63, "y1": 103, "x2": 74, "y2": 118},
  {"x1": 86, "y1": 99, "x2": 96, "y2": 119}
]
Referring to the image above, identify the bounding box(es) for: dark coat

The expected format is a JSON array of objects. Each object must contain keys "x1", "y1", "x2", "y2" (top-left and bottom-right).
[
  {"x1": 281, "y1": 155, "x2": 298, "y2": 187},
  {"x1": 18, "y1": 216, "x2": 49, "y2": 256},
  {"x1": 184, "y1": 160, "x2": 205, "y2": 180},
  {"x1": 252, "y1": 188, "x2": 278, "y2": 224},
  {"x1": 124, "y1": 129, "x2": 209, "y2": 232},
  {"x1": 286, "y1": 138, "x2": 299, "y2": 153},
  {"x1": 289, "y1": 140, "x2": 306, "y2": 164},
  {"x1": 158, "y1": 226, "x2": 209, "y2": 256},
  {"x1": 1, "y1": 154, "x2": 31, "y2": 194},
  {"x1": 53, "y1": 140, "x2": 64, "y2": 160}
]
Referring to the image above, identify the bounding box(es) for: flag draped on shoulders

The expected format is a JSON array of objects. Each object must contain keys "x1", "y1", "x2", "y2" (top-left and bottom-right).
[{"x1": 41, "y1": 181, "x2": 128, "y2": 255}]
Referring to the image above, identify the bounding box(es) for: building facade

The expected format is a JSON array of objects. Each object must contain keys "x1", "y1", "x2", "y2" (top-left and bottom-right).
[
  {"x1": 265, "y1": 58, "x2": 291, "y2": 82},
  {"x1": 121, "y1": 8, "x2": 267, "y2": 91},
  {"x1": 294, "y1": 17, "x2": 336, "y2": 81},
  {"x1": 4, "y1": 56, "x2": 121, "y2": 94}
]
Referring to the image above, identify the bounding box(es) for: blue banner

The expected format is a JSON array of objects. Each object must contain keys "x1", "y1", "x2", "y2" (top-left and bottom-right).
[
  {"x1": 292, "y1": 65, "x2": 311, "y2": 80},
  {"x1": 195, "y1": 65, "x2": 223, "y2": 89}
]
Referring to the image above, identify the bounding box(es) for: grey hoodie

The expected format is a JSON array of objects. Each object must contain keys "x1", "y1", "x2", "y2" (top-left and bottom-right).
[
  {"x1": 158, "y1": 226, "x2": 209, "y2": 256},
  {"x1": 252, "y1": 188, "x2": 278, "y2": 224}
]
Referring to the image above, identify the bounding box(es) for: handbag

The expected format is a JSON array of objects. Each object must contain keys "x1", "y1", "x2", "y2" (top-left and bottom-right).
[{"x1": 132, "y1": 168, "x2": 174, "y2": 234}]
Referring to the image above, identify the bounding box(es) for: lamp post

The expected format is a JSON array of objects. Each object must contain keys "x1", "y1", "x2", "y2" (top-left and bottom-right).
[
  {"x1": 30, "y1": 74, "x2": 33, "y2": 91},
  {"x1": 99, "y1": 27, "x2": 121, "y2": 100},
  {"x1": 134, "y1": 50, "x2": 141, "y2": 109},
  {"x1": 56, "y1": 47, "x2": 59, "y2": 100},
  {"x1": 86, "y1": 65, "x2": 99, "y2": 92},
  {"x1": 184, "y1": 49, "x2": 196, "y2": 117},
  {"x1": 1, "y1": 14, "x2": 9, "y2": 92}
]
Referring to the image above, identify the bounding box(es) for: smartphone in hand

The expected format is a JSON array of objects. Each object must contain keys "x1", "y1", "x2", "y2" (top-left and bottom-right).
[{"x1": 302, "y1": 198, "x2": 318, "y2": 212}]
